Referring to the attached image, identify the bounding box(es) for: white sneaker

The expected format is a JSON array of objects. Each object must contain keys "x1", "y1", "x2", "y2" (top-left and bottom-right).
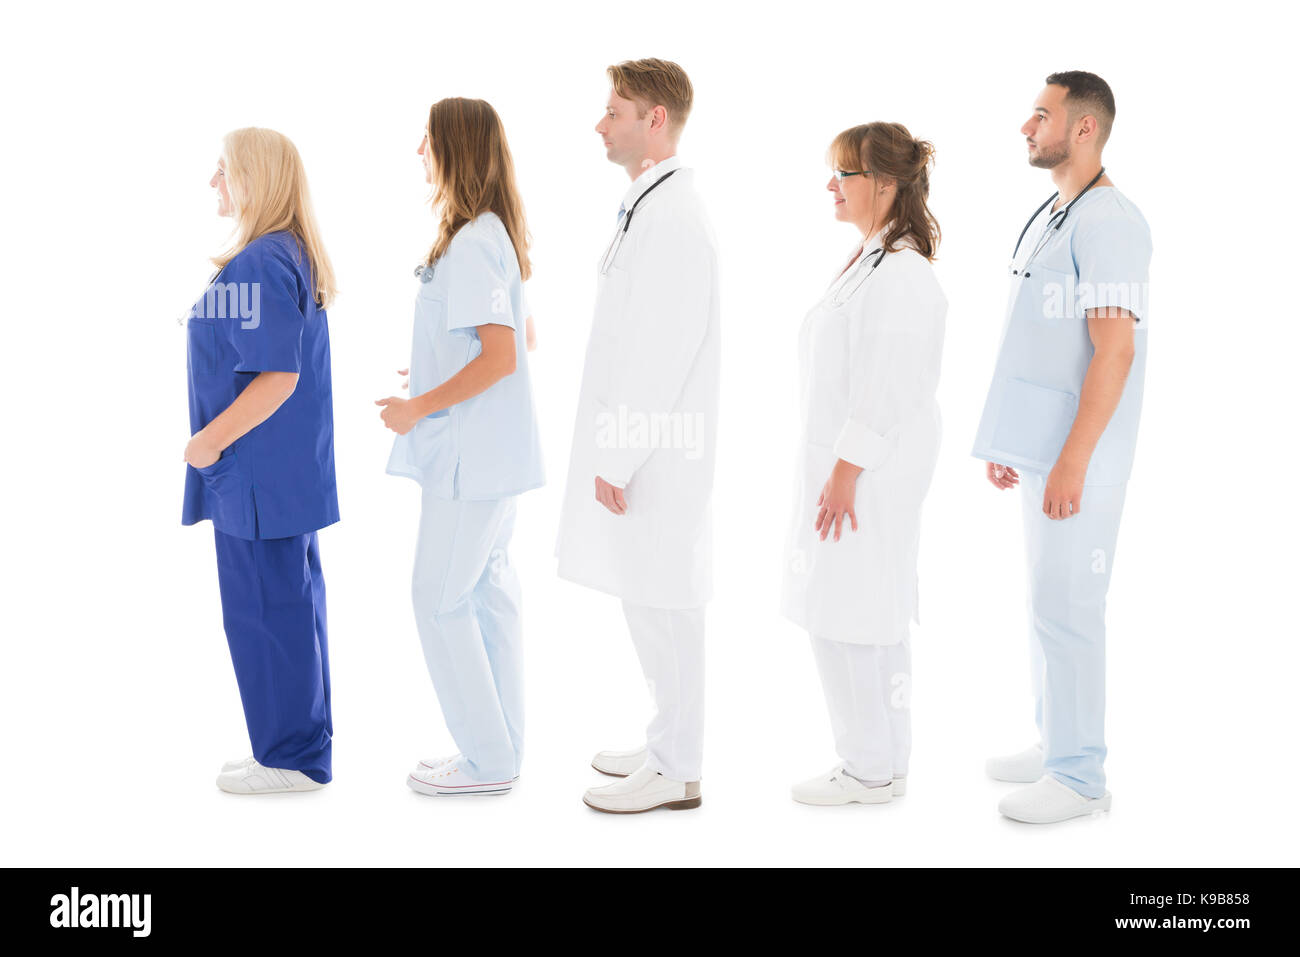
[
  {"x1": 986, "y1": 743, "x2": 1044, "y2": 783},
  {"x1": 415, "y1": 753, "x2": 462, "y2": 773},
  {"x1": 583, "y1": 765, "x2": 701, "y2": 813},
  {"x1": 221, "y1": 755, "x2": 255, "y2": 773},
  {"x1": 414, "y1": 753, "x2": 520, "y2": 782},
  {"x1": 998, "y1": 774, "x2": 1112, "y2": 824},
  {"x1": 407, "y1": 761, "x2": 513, "y2": 796},
  {"x1": 216, "y1": 760, "x2": 327, "y2": 794},
  {"x1": 591, "y1": 746, "x2": 648, "y2": 777},
  {"x1": 791, "y1": 767, "x2": 906, "y2": 806}
]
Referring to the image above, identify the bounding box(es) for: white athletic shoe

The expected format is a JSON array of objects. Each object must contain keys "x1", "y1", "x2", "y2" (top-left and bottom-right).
[
  {"x1": 415, "y1": 753, "x2": 462, "y2": 773},
  {"x1": 791, "y1": 767, "x2": 906, "y2": 806},
  {"x1": 407, "y1": 761, "x2": 513, "y2": 796},
  {"x1": 986, "y1": 743, "x2": 1045, "y2": 783},
  {"x1": 998, "y1": 774, "x2": 1112, "y2": 824},
  {"x1": 591, "y1": 746, "x2": 649, "y2": 777},
  {"x1": 216, "y1": 760, "x2": 327, "y2": 794},
  {"x1": 414, "y1": 753, "x2": 519, "y2": 783},
  {"x1": 221, "y1": 755, "x2": 256, "y2": 773},
  {"x1": 583, "y1": 765, "x2": 701, "y2": 813}
]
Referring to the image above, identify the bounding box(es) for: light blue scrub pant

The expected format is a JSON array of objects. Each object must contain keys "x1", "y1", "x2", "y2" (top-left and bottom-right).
[
  {"x1": 412, "y1": 492, "x2": 523, "y2": 783},
  {"x1": 1019, "y1": 471, "x2": 1128, "y2": 799}
]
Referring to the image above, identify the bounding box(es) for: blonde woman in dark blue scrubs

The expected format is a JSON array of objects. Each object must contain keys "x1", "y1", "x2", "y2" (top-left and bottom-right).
[{"x1": 182, "y1": 127, "x2": 340, "y2": 794}]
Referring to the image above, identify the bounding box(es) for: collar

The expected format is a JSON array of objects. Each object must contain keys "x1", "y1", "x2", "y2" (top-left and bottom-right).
[{"x1": 621, "y1": 154, "x2": 684, "y2": 212}]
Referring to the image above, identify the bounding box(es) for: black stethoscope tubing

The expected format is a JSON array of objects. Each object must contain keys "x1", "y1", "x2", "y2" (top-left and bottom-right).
[{"x1": 1011, "y1": 166, "x2": 1106, "y2": 277}]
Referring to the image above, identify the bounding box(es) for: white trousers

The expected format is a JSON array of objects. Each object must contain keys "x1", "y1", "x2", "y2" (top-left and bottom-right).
[
  {"x1": 810, "y1": 633, "x2": 912, "y2": 784},
  {"x1": 412, "y1": 492, "x2": 523, "y2": 782},
  {"x1": 622, "y1": 601, "x2": 706, "y2": 782}
]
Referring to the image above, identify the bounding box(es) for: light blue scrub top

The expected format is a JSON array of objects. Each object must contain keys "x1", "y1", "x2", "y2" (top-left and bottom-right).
[
  {"x1": 387, "y1": 212, "x2": 545, "y2": 500},
  {"x1": 971, "y1": 187, "x2": 1152, "y2": 486}
]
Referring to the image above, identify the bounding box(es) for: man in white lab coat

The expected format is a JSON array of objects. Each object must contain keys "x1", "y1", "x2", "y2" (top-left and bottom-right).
[{"x1": 555, "y1": 58, "x2": 720, "y2": 814}]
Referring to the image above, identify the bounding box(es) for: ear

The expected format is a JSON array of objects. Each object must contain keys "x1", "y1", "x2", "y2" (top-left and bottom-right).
[{"x1": 650, "y1": 104, "x2": 669, "y2": 132}]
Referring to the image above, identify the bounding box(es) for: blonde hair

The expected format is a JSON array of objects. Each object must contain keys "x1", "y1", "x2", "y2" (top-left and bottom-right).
[
  {"x1": 607, "y1": 58, "x2": 694, "y2": 137},
  {"x1": 424, "y1": 98, "x2": 532, "y2": 280},
  {"x1": 212, "y1": 127, "x2": 337, "y2": 308}
]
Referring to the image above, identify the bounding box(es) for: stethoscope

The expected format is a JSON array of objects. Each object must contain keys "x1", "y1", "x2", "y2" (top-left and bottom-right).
[
  {"x1": 1010, "y1": 166, "x2": 1105, "y2": 277},
  {"x1": 600, "y1": 168, "x2": 679, "y2": 275},
  {"x1": 413, "y1": 261, "x2": 436, "y2": 283},
  {"x1": 827, "y1": 245, "x2": 887, "y2": 306}
]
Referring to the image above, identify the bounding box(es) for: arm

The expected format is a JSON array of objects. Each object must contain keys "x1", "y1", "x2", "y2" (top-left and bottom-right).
[
  {"x1": 818, "y1": 269, "x2": 945, "y2": 541},
  {"x1": 1041, "y1": 211, "x2": 1151, "y2": 517},
  {"x1": 1041, "y1": 309, "x2": 1135, "y2": 518},
  {"x1": 186, "y1": 241, "x2": 307, "y2": 468},
  {"x1": 186, "y1": 372, "x2": 299, "y2": 467},
  {"x1": 377, "y1": 226, "x2": 523, "y2": 435},
  {"x1": 526, "y1": 314, "x2": 536, "y2": 352},
  {"x1": 376, "y1": 324, "x2": 516, "y2": 435},
  {"x1": 592, "y1": 216, "x2": 714, "y2": 500}
]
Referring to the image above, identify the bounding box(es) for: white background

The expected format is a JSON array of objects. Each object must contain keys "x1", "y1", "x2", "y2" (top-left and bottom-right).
[{"x1": 3, "y1": 0, "x2": 1296, "y2": 867}]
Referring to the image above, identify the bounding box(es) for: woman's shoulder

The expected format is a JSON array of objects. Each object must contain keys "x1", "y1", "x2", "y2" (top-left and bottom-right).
[{"x1": 234, "y1": 230, "x2": 306, "y2": 274}]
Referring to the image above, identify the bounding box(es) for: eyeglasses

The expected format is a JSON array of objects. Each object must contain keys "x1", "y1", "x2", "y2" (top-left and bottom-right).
[{"x1": 833, "y1": 169, "x2": 875, "y2": 181}]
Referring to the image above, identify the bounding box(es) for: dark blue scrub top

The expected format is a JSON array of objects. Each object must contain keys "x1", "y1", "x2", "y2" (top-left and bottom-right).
[{"x1": 182, "y1": 231, "x2": 340, "y2": 541}]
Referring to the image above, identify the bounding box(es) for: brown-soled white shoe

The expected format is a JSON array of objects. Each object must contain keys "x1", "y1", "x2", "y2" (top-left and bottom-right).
[
  {"x1": 591, "y1": 746, "x2": 648, "y2": 777},
  {"x1": 583, "y1": 765, "x2": 701, "y2": 813}
]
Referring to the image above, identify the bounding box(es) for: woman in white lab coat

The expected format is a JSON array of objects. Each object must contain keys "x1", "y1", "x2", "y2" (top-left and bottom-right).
[{"x1": 781, "y1": 122, "x2": 946, "y2": 806}]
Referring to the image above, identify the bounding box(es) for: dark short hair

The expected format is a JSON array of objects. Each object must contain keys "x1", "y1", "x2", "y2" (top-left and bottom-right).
[{"x1": 1046, "y1": 71, "x2": 1116, "y2": 147}]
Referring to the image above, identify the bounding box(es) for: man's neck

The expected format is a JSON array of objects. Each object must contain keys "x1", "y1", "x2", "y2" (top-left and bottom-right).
[
  {"x1": 624, "y1": 149, "x2": 677, "y2": 181},
  {"x1": 1049, "y1": 156, "x2": 1110, "y2": 210}
]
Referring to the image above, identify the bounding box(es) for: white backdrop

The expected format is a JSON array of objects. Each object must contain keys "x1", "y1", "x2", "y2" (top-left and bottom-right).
[{"x1": 3, "y1": 0, "x2": 1295, "y2": 867}]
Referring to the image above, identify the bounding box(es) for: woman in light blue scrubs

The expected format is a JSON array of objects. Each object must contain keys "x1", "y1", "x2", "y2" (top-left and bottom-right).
[
  {"x1": 376, "y1": 98, "x2": 543, "y2": 797},
  {"x1": 182, "y1": 128, "x2": 340, "y2": 794}
]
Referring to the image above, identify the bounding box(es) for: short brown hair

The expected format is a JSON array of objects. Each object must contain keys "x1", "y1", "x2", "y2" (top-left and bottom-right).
[
  {"x1": 607, "y1": 58, "x2": 694, "y2": 136},
  {"x1": 1046, "y1": 71, "x2": 1116, "y2": 148}
]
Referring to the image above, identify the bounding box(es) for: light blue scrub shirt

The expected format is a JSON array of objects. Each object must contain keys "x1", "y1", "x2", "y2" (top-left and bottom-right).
[
  {"x1": 971, "y1": 187, "x2": 1152, "y2": 485},
  {"x1": 387, "y1": 212, "x2": 545, "y2": 499}
]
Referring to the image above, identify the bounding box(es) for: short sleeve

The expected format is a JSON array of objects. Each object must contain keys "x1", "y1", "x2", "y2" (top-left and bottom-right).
[
  {"x1": 221, "y1": 242, "x2": 307, "y2": 373},
  {"x1": 1074, "y1": 214, "x2": 1152, "y2": 321},
  {"x1": 446, "y1": 225, "x2": 517, "y2": 334}
]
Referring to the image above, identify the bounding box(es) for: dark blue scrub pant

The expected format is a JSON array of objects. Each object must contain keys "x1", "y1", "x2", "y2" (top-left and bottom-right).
[{"x1": 214, "y1": 528, "x2": 332, "y2": 784}]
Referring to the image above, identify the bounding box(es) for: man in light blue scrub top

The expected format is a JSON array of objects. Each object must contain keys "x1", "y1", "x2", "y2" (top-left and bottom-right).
[{"x1": 972, "y1": 71, "x2": 1152, "y2": 824}]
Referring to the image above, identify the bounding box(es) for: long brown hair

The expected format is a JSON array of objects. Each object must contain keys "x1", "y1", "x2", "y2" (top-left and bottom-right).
[
  {"x1": 424, "y1": 98, "x2": 531, "y2": 279},
  {"x1": 829, "y1": 122, "x2": 940, "y2": 261}
]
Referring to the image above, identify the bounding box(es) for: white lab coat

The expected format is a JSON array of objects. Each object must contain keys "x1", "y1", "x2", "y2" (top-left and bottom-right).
[
  {"x1": 780, "y1": 232, "x2": 947, "y2": 644},
  {"x1": 555, "y1": 158, "x2": 721, "y2": 610}
]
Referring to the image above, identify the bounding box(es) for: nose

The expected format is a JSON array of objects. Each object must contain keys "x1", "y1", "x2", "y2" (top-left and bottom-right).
[
  {"x1": 1021, "y1": 118, "x2": 1035, "y2": 138},
  {"x1": 826, "y1": 175, "x2": 839, "y2": 193}
]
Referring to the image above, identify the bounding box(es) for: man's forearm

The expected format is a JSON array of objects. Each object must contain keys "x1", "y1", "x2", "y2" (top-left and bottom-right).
[{"x1": 1057, "y1": 347, "x2": 1134, "y2": 471}]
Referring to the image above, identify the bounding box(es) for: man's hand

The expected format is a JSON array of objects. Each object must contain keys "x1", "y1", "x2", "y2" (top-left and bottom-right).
[
  {"x1": 1043, "y1": 460, "x2": 1085, "y2": 519},
  {"x1": 595, "y1": 476, "x2": 627, "y2": 515},
  {"x1": 986, "y1": 461, "x2": 1020, "y2": 490}
]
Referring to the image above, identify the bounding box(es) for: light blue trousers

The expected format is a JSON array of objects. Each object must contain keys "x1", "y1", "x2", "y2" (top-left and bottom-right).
[
  {"x1": 411, "y1": 492, "x2": 523, "y2": 783},
  {"x1": 1019, "y1": 471, "x2": 1128, "y2": 799}
]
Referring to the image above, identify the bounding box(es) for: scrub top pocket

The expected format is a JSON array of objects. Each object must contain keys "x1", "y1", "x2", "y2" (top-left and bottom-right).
[
  {"x1": 990, "y1": 378, "x2": 1078, "y2": 468},
  {"x1": 187, "y1": 318, "x2": 218, "y2": 376},
  {"x1": 1017, "y1": 264, "x2": 1078, "y2": 323}
]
